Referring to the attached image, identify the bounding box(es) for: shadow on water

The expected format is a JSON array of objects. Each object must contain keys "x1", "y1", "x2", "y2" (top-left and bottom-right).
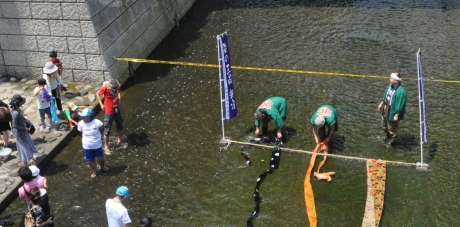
[
  {"x1": 330, "y1": 135, "x2": 346, "y2": 153},
  {"x1": 427, "y1": 141, "x2": 439, "y2": 162},
  {"x1": 126, "y1": 132, "x2": 151, "y2": 146},
  {"x1": 0, "y1": 212, "x2": 23, "y2": 226},
  {"x1": 396, "y1": 134, "x2": 418, "y2": 151},
  {"x1": 40, "y1": 161, "x2": 69, "y2": 177}
]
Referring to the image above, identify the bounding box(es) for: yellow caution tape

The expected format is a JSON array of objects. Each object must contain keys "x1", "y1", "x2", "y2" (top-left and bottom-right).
[{"x1": 115, "y1": 57, "x2": 460, "y2": 83}]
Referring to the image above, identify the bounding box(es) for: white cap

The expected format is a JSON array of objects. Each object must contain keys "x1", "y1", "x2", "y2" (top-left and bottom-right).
[{"x1": 29, "y1": 165, "x2": 40, "y2": 177}]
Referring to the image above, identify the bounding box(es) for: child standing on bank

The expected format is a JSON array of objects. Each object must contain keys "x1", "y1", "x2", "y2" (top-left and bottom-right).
[{"x1": 33, "y1": 79, "x2": 53, "y2": 131}]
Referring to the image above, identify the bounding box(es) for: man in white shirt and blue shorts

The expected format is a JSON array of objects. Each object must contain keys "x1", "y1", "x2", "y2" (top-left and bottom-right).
[{"x1": 77, "y1": 109, "x2": 109, "y2": 178}]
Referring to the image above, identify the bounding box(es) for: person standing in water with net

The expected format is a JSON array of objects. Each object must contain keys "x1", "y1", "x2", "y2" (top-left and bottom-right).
[{"x1": 377, "y1": 72, "x2": 406, "y2": 150}]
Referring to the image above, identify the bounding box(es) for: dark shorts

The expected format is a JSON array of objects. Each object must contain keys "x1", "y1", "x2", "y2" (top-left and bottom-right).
[
  {"x1": 103, "y1": 113, "x2": 123, "y2": 135},
  {"x1": 0, "y1": 121, "x2": 11, "y2": 131},
  {"x1": 83, "y1": 147, "x2": 104, "y2": 161},
  {"x1": 38, "y1": 107, "x2": 52, "y2": 120}
]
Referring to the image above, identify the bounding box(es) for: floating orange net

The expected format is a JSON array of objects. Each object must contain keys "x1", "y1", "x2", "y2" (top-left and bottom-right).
[
  {"x1": 304, "y1": 143, "x2": 329, "y2": 227},
  {"x1": 362, "y1": 159, "x2": 386, "y2": 227}
]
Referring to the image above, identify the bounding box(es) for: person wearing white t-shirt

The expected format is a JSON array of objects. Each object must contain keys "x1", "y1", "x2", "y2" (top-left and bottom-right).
[
  {"x1": 106, "y1": 186, "x2": 132, "y2": 227},
  {"x1": 77, "y1": 108, "x2": 109, "y2": 178},
  {"x1": 33, "y1": 79, "x2": 53, "y2": 130}
]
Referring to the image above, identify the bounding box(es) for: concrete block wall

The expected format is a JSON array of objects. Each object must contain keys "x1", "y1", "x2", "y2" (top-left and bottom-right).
[{"x1": 0, "y1": 0, "x2": 195, "y2": 83}]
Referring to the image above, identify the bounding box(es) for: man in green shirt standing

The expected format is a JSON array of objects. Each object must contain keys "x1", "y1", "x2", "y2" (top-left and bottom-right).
[
  {"x1": 310, "y1": 105, "x2": 338, "y2": 144},
  {"x1": 254, "y1": 97, "x2": 287, "y2": 139},
  {"x1": 377, "y1": 72, "x2": 407, "y2": 149}
]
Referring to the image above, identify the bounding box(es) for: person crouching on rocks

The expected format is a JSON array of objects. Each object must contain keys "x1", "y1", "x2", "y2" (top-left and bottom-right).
[{"x1": 65, "y1": 102, "x2": 93, "y2": 127}]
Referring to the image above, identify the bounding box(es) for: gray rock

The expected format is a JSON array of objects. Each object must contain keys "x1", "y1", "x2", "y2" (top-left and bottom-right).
[
  {"x1": 25, "y1": 80, "x2": 38, "y2": 85},
  {"x1": 0, "y1": 88, "x2": 5, "y2": 93},
  {"x1": 78, "y1": 90, "x2": 88, "y2": 96},
  {"x1": 0, "y1": 184, "x2": 6, "y2": 194},
  {"x1": 5, "y1": 177, "x2": 15, "y2": 186},
  {"x1": 8, "y1": 167, "x2": 20, "y2": 176},
  {"x1": 65, "y1": 91, "x2": 74, "y2": 99},
  {"x1": 25, "y1": 109, "x2": 36, "y2": 115},
  {"x1": 0, "y1": 167, "x2": 10, "y2": 175},
  {"x1": 22, "y1": 86, "x2": 29, "y2": 91},
  {"x1": 88, "y1": 94, "x2": 96, "y2": 102},
  {"x1": 75, "y1": 85, "x2": 85, "y2": 90},
  {"x1": 63, "y1": 83, "x2": 69, "y2": 88},
  {"x1": 21, "y1": 78, "x2": 28, "y2": 82},
  {"x1": 8, "y1": 84, "x2": 19, "y2": 89},
  {"x1": 9, "y1": 77, "x2": 17, "y2": 82},
  {"x1": 75, "y1": 96, "x2": 84, "y2": 101},
  {"x1": 13, "y1": 90, "x2": 25, "y2": 96},
  {"x1": 83, "y1": 85, "x2": 92, "y2": 91}
]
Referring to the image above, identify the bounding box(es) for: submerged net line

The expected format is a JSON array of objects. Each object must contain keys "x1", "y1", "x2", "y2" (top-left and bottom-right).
[{"x1": 223, "y1": 139, "x2": 418, "y2": 167}]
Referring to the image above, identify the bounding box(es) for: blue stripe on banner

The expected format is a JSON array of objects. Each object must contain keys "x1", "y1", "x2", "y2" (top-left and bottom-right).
[
  {"x1": 417, "y1": 50, "x2": 427, "y2": 143},
  {"x1": 218, "y1": 33, "x2": 238, "y2": 119}
]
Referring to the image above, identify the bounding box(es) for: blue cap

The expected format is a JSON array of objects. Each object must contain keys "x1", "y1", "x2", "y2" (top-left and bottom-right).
[
  {"x1": 116, "y1": 186, "x2": 130, "y2": 197},
  {"x1": 79, "y1": 108, "x2": 93, "y2": 117}
]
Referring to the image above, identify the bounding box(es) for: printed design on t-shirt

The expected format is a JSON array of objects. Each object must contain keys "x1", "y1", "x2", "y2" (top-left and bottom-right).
[
  {"x1": 259, "y1": 100, "x2": 273, "y2": 109},
  {"x1": 317, "y1": 107, "x2": 332, "y2": 117}
]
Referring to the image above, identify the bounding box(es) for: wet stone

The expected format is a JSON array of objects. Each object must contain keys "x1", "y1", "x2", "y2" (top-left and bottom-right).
[
  {"x1": 13, "y1": 90, "x2": 25, "y2": 96},
  {"x1": 0, "y1": 167, "x2": 10, "y2": 175},
  {"x1": 0, "y1": 184, "x2": 6, "y2": 194},
  {"x1": 22, "y1": 86, "x2": 29, "y2": 91},
  {"x1": 88, "y1": 94, "x2": 96, "y2": 102},
  {"x1": 65, "y1": 91, "x2": 74, "y2": 99},
  {"x1": 83, "y1": 85, "x2": 92, "y2": 91},
  {"x1": 75, "y1": 85, "x2": 85, "y2": 90},
  {"x1": 78, "y1": 90, "x2": 88, "y2": 96},
  {"x1": 25, "y1": 109, "x2": 36, "y2": 115},
  {"x1": 5, "y1": 177, "x2": 15, "y2": 186},
  {"x1": 9, "y1": 77, "x2": 17, "y2": 82},
  {"x1": 75, "y1": 96, "x2": 84, "y2": 101},
  {"x1": 0, "y1": 88, "x2": 5, "y2": 93},
  {"x1": 21, "y1": 78, "x2": 28, "y2": 83},
  {"x1": 25, "y1": 80, "x2": 38, "y2": 85}
]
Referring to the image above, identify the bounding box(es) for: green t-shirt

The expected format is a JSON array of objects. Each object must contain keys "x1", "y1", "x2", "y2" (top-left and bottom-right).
[
  {"x1": 310, "y1": 105, "x2": 338, "y2": 127},
  {"x1": 254, "y1": 97, "x2": 287, "y2": 128},
  {"x1": 64, "y1": 106, "x2": 80, "y2": 119}
]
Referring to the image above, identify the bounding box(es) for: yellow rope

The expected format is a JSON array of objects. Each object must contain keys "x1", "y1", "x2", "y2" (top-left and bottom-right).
[
  {"x1": 224, "y1": 139, "x2": 418, "y2": 167},
  {"x1": 115, "y1": 57, "x2": 460, "y2": 83}
]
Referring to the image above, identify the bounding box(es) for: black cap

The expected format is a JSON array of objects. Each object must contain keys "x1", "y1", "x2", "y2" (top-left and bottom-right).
[
  {"x1": 110, "y1": 79, "x2": 119, "y2": 90},
  {"x1": 11, "y1": 94, "x2": 26, "y2": 106}
]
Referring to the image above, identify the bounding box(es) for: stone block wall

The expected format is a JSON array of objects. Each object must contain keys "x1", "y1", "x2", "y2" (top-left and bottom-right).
[{"x1": 0, "y1": 0, "x2": 195, "y2": 83}]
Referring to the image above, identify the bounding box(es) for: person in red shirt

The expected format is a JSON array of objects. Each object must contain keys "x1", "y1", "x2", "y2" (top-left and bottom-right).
[
  {"x1": 97, "y1": 79, "x2": 123, "y2": 154},
  {"x1": 47, "y1": 51, "x2": 63, "y2": 79}
]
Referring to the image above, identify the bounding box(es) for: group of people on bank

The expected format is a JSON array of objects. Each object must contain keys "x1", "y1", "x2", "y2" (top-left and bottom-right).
[
  {"x1": 0, "y1": 51, "x2": 148, "y2": 226},
  {"x1": 253, "y1": 72, "x2": 406, "y2": 149}
]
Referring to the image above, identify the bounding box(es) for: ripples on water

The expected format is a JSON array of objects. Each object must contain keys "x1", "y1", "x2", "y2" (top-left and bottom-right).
[{"x1": 2, "y1": 0, "x2": 460, "y2": 226}]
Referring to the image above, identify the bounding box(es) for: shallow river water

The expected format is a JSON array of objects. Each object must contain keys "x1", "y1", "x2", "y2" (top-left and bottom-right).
[{"x1": 1, "y1": 0, "x2": 460, "y2": 226}]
